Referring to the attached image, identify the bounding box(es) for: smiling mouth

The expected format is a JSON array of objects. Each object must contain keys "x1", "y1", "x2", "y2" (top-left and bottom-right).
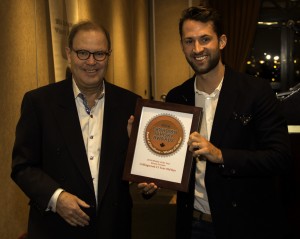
[
  {"x1": 195, "y1": 55, "x2": 207, "y2": 61},
  {"x1": 85, "y1": 69, "x2": 97, "y2": 73}
]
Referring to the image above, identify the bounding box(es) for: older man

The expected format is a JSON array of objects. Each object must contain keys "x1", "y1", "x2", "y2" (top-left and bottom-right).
[{"x1": 12, "y1": 21, "x2": 139, "y2": 239}]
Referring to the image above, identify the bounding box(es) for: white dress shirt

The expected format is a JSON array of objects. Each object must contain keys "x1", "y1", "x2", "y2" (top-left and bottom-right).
[
  {"x1": 47, "y1": 79, "x2": 105, "y2": 212},
  {"x1": 193, "y1": 78, "x2": 223, "y2": 214},
  {"x1": 74, "y1": 80, "x2": 104, "y2": 204}
]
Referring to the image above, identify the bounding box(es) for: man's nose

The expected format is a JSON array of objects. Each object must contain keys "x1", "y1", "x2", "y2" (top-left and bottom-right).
[
  {"x1": 193, "y1": 41, "x2": 204, "y2": 53},
  {"x1": 86, "y1": 54, "x2": 97, "y2": 64}
]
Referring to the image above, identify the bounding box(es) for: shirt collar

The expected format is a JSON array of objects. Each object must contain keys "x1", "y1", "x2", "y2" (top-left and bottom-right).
[
  {"x1": 72, "y1": 78, "x2": 105, "y2": 99},
  {"x1": 194, "y1": 77, "x2": 224, "y2": 98}
]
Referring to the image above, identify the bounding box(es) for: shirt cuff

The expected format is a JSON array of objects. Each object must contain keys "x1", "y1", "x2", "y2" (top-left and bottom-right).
[{"x1": 47, "y1": 188, "x2": 64, "y2": 212}]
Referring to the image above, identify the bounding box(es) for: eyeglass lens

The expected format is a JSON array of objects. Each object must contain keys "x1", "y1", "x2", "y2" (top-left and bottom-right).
[{"x1": 76, "y1": 50, "x2": 109, "y2": 61}]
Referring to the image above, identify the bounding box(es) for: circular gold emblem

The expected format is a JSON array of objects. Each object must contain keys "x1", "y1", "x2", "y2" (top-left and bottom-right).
[{"x1": 145, "y1": 114, "x2": 184, "y2": 155}]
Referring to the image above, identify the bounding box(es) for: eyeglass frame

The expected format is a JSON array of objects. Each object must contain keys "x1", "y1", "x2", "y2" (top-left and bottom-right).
[{"x1": 71, "y1": 48, "x2": 112, "y2": 61}]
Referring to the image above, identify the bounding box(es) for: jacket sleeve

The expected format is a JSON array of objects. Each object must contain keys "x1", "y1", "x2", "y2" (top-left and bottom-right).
[{"x1": 11, "y1": 92, "x2": 60, "y2": 212}]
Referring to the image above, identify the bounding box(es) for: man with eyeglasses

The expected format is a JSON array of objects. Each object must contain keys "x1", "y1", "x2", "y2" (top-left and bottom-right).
[{"x1": 11, "y1": 20, "x2": 140, "y2": 239}]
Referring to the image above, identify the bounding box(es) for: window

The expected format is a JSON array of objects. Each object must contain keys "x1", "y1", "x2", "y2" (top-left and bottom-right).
[{"x1": 245, "y1": 0, "x2": 300, "y2": 93}]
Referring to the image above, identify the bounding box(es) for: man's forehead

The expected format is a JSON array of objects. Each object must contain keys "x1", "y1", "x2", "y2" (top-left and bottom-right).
[
  {"x1": 75, "y1": 29, "x2": 105, "y2": 37},
  {"x1": 182, "y1": 21, "x2": 216, "y2": 36},
  {"x1": 73, "y1": 30, "x2": 107, "y2": 44}
]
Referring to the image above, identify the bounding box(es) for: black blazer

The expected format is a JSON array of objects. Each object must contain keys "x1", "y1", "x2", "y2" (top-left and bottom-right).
[
  {"x1": 166, "y1": 66, "x2": 292, "y2": 239},
  {"x1": 12, "y1": 78, "x2": 140, "y2": 239}
]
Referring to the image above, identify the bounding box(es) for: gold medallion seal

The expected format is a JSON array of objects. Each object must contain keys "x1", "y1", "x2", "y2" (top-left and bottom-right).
[{"x1": 145, "y1": 115, "x2": 184, "y2": 155}]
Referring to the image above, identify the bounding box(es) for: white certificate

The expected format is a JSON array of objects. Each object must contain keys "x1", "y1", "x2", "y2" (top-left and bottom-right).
[{"x1": 123, "y1": 99, "x2": 202, "y2": 192}]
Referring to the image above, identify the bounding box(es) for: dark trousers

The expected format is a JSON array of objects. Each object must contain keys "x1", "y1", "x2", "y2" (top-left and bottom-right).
[{"x1": 190, "y1": 219, "x2": 216, "y2": 239}]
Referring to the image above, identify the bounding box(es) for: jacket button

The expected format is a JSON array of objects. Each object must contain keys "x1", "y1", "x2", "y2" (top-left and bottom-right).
[{"x1": 230, "y1": 169, "x2": 236, "y2": 174}]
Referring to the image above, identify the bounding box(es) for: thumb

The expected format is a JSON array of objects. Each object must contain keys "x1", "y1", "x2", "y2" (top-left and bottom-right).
[
  {"x1": 127, "y1": 115, "x2": 135, "y2": 137},
  {"x1": 76, "y1": 198, "x2": 90, "y2": 208}
]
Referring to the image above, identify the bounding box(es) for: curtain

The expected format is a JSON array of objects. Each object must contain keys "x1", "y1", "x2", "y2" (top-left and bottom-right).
[{"x1": 208, "y1": 0, "x2": 261, "y2": 72}]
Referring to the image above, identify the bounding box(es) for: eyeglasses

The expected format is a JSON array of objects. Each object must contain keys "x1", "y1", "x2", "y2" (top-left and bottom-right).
[{"x1": 72, "y1": 49, "x2": 111, "y2": 61}]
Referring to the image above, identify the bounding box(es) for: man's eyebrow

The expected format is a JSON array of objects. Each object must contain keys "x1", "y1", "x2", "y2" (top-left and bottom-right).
[{"x1": 183, "y1": 34, "x2": 210, "y2": 39}]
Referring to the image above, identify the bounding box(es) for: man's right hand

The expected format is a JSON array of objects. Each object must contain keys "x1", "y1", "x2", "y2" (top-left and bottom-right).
[{"x1": 56, "y1": 191, "x2": 90, "y2": 227}]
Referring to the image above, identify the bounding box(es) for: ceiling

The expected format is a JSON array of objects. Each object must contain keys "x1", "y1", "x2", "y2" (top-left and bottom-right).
[{"x1": 260, "y1": 0, "x2": 300, "y2": 21}]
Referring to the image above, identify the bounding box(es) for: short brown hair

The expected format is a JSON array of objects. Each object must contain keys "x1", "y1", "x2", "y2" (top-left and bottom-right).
[
  {"x1": 179, "y1": 6, "x2": 223, "y2": 39},
  {"x1": 68, "y1": 20, "x2": 111, "y2": 50}
]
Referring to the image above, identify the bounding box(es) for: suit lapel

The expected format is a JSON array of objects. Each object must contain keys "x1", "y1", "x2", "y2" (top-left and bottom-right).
[
  {"x1": 210, "y1": 67, "x2": 238, "y2": 146},
  {"x1": 97, "y1": 82, "x2": 120, "y2": 203},
  {"x1": 51, "y1": 79, "x2": 94, "y2": 192},
  {"x1": 174, "y1": 71, "x2": 237, "y2": 147},
  {"x1": 181, "y1": 77, "x2": 195, "y2": 106}
]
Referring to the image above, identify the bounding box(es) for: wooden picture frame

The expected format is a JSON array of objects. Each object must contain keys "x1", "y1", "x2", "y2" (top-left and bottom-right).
[{"x1": 123, "y1": 98, "x2": 202, "y2": 192}]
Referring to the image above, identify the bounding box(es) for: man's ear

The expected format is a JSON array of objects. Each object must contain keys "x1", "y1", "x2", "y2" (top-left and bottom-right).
[
  {"x1": 65, "y1": 47, "x2": 72, "y2": 64},
  {"x1": 180, "y1": 39, "x2": 184, "y2": 51},
  {"x1": 219, "y1": 34, "x2": 227, "y2": 50}
]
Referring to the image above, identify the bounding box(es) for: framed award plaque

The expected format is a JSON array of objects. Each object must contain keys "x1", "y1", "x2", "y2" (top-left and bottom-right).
[{"x1": 123, "y1": 98, "x2": 202, "y2": 192}]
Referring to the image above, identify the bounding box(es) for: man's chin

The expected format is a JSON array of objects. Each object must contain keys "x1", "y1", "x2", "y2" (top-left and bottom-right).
[{"x1": 191, "y1": 65, "x2": 209, "y2": 75}]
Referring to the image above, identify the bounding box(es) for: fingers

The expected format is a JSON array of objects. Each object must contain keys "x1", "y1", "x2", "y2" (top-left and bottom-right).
[
  {"x1": 76, "y1": 198, "x2": 91, "y2": 224},
  {"x1": 77, "y1": 197, "x2": 90, "y2": 209},
  {"x1": 128, "y1": 115, "x2": 134, "y2": 123},
  {"x1": 56, "y1": 191, "x2": 90, "y2": 227},
  {"x1": 188, "y1": 133, "x2": 203, "y2": 155},
  {"x1": 190, "y1": 145, "x2": 206, "y2": 161},
  {"x1": 189, "y1": 141, "x2": 201, "y2": 152},
  {"x1": 66, "y1": 213, "x2": 89, "y2": 227},
  {"x1": 188, "y1": 137, "x2": 223, "y2": 163},
  {"x1": 127, "y1": 115, "x2": 135, "y2": 137},
  {"x1": 187, "y1": 133, "x2": 212, "y2": 160},
  {"x1": 188, "y1": 132, "x2": 202, "y2": 146},
  {"x1": 138, "y1": 182, "x2": 158, "y2": 195},
  {"x1": 189, "y1": 131, "x2": 201, "y2": 140}
]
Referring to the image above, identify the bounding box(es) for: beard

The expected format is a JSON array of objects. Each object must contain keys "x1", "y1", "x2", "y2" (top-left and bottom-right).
[{"x1": 186, "y1": 50, "x2": 221, "y2": 75}]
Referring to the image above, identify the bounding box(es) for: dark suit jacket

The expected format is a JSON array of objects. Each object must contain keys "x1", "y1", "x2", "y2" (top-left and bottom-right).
[
  {"x1": 280, "y1": 90, "x2": 300, "y2": 125},
  {"x1": 166, "y1": 66, "x2": 292, "y2": 239},
  {"x1": 11, "y1": 78, "x2": 140, "y2": 239}
]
